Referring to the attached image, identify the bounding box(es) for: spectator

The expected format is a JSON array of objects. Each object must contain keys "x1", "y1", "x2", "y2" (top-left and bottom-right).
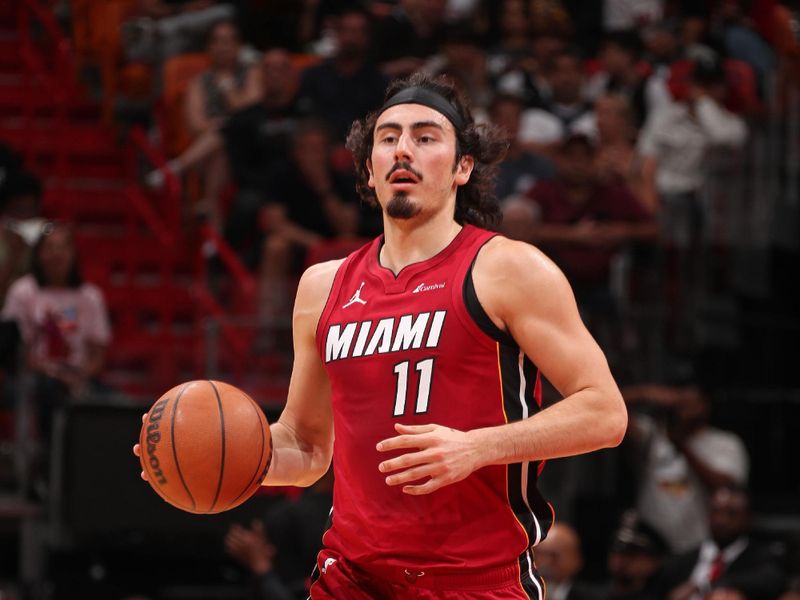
[
  {"x1": 519, "y1": 47, "x2": 594, "y2": 150},
  {"x1": 485, "y1": 0, "x2": 534, "y2": 85},
  {"x1": 640, "y1": 19, "x2": 685, "y2": 112},
  {"x1": 653, "y1": 486, "x2": 785, "y2": 600},
  {"x1": 295, "y1": 7, "x2": 387, "y2": 143},
  {"x1": 1, "y1": 222, "x2": 112, "y2": 440},
  {"x1": 424, "y1": 20, "x2": 493, "y2": 113},
  {"x1": 637, "y1": 57, "x2": 747, "y2": 345},
  {"x1": 597, "y1": 511, "x2": 668, "y2": 600},
  {"x1": 147, "y1": 18, "x2": 262, "y2": 231},
  {"x1": 495, "y1": 30, "x2": 567, "y2": 111},
  {"x1": 489, "y1": 93, "x2": 555, "y2": 204},
  {"x1": 374, "y1": 0, "x2": 449, "y2": 78},
  {"x1": 603, "y1": 0, "x2": 664, "y2": 33},
  {"x1": 505, "y1": 134, "x2": 656, "y2": 297},
  {"x1": 535, "y1": 523, "x2": 597, "y2": 600},
  {"x1": 0, "y1": 173, "x2": 44, "y2": 305},
  {"x1": 711, "y1": 1, "x2": 776, "y2": 91},
  {"x1": 590, "y1": 93, "x2": 659, "y2": 213},
  {"x1": 257, "y1": 121, "x2": 360, "y2": 319},
  {"x1": 680, "y1": 14, "x2": 719, "y2": 65},
  {"x1": 222, "y1": 48, "x2": 304, "y2": 267},
  {"x1": 584, "y1": 31, "x2": 651, "y2": 127},
  {"x1": 622, "y1": 383, "x2": 749, "y2": 553},
  {"x1": 225, "y1": 469, "x2": 333, "y2": 600},
  {"x1": 123, "y1": 0, "x2": 237, "y2": 63}
]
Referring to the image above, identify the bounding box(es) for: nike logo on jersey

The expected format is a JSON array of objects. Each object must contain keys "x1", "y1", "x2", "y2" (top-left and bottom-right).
[
  {"x1": 325, "y1": 310, "x2": 447, "y2": 362},
  {"x1": 342, "y1": 281, "x2": 367, "y2": 309},
  {"x1": 412, "y1": 282, "x2": 446, "y2": 293}
]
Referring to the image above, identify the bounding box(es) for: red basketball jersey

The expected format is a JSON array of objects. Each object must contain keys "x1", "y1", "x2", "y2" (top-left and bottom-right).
[{"x1": 315, "y1": 225, "x2": 554, "y2": 573}]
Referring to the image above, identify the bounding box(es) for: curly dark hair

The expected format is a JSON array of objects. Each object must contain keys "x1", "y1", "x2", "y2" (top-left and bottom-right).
[{"x1": 345, "y1": 73, "x2": 509, "y2": 230}]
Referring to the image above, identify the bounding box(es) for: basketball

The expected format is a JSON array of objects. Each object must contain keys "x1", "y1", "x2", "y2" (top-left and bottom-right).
[{"x1": 138, "y1": 380, "x2": 272, "y2": 514}]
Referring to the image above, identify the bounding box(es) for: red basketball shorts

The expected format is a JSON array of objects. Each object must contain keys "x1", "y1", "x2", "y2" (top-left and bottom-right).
[{"x1": 308, "y1": 548, "x2": 545, "y2": 599}]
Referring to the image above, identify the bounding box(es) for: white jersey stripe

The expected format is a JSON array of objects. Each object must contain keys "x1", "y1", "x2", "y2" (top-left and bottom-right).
[
  {"x1": 518, "y1": 351, "x2": 542, "y2": 546},
  {"x1": 525, "y1": 548, "x2": 544, "y2": 600}
]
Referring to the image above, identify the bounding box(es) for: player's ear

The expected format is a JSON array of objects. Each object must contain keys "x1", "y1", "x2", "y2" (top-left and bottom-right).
[
  {"x1": 367, "y1": 158, "x2": 375, "y2": 189},
  {"x1": 454, "y1": 155, "x2": 474, "y2": 186}
]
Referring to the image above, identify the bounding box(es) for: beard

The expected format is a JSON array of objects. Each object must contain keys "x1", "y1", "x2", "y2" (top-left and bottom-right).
[{"x1": 385, "y1": 192, "x2": 421, "y2": 219}]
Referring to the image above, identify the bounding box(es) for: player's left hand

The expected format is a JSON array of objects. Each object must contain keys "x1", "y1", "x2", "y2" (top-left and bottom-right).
[{"x1": 376, "y1": 423, "x2": 482, "y2": 495}]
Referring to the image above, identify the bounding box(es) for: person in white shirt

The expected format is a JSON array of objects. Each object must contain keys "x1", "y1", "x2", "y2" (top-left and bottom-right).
[
  {"x1": 637, "y1": 58, "x2": 747, "y2": 249},
  {"x1": 622, "y1": 383, "x2": 749, "y2": 553},
  {"x1": 519, "y1": 48, "x2": 594, "y2": 151},
  {"x1": 637, "y1": 57, "x2": 747, "y2": 348}
]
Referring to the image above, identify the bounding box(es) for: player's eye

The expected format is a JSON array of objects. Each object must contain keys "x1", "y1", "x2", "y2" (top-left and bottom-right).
[
  {"x1": 418, "y1": 135, "x2": 434, "y2": 144},
  {"x1": 381, "y1": 135, "x2": 397, "y2": 144}
]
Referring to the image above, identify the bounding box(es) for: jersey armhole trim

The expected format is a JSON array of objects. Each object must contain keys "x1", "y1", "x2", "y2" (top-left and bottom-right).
[
  {"x1": 463, "y1": 257, "x2": 518, "y2": 348},
  {"x1": 314, "y1": 256, "x2": 353, "y2": 359}
]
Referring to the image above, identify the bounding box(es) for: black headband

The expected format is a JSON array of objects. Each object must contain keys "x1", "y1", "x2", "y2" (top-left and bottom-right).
[{"x1": 378, "y1": 86, "x2": 467, "y2": 131}]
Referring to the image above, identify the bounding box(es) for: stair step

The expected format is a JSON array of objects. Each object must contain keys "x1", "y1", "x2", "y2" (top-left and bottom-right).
[
  {"x1": 43, "y1": 177, "x2": 127, "y2": 192},
  {"x1": 0, "y1": 123, "x2": 120, "y2": 157},
  {"x1": 0, "y1": 83, "x2": 99, "y2": 118},
  {"x1": 35, "y1": 158, "x2": 127, "y2": 180},
  {"x1": 43, "y1": 186, "x2": 132, "y2": 222}
]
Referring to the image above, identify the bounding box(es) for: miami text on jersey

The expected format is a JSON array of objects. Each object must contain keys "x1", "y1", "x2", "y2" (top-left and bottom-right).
[{"x1": 325, "y1": 310, "x2": 447, "y2": 363}]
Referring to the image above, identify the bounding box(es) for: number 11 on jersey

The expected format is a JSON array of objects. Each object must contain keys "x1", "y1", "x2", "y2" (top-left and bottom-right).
[{"x1": 393, "y1": 358, "x2": 435, "y2": 416}]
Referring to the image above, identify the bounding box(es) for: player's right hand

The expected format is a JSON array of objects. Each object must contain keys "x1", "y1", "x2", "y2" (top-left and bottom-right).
[{"x1": 133, "y1": 412, "x2": 148, "y2": 481}]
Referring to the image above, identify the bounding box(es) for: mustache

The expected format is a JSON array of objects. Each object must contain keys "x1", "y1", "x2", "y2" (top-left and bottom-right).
[{"x1": 385, "y1": 161, "x2": 423, "y2": 182}]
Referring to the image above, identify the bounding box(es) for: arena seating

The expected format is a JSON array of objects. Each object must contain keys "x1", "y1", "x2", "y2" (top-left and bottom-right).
[{"x1": 1, "y1": 0, "x2": 291, "y2": 404}]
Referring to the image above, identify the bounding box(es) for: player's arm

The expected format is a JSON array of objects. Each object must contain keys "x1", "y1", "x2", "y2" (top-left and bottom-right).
[
  {"x1": 377, "y1": 237, "x2": 627, "y2": 494},
  {"x1": 261, "y1": 260, "x2": 341, "y2": 487},
  {"x1": 468, "y1": 237, "x2": 628, "y2": 461}
]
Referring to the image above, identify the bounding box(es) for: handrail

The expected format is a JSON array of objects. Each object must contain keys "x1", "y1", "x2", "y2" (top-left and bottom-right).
[
  {"x1": 125, "y1": 186, "x2": 175, "y2": 248},
  {"x1": 193, "y1": 286, "x2": 251, "y2": 358},
  {"x1": 128, "y1": 126, "x2": 182, "y2": 236},
  {"x1": 129, "y1": 127, "x2": 182, "y2": 199},
  {"x1": 198, "y1": 223, "x2": 257, "y2": 296}
]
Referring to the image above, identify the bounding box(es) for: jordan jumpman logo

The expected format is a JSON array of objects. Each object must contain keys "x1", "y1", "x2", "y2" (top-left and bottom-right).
[{"x1": 343, "y1": 281, "x2": 367, "y2": 309}]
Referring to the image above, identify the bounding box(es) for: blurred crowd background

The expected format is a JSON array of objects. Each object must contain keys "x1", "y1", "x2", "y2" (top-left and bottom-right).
[{"x1": 0, "y1": 0, "x2": 799, "y2": 599}]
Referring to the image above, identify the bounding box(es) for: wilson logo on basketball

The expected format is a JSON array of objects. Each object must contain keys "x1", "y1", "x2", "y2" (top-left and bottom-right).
[{"x1": 146, "y1": 397, "x2": 169, "y2": 485}]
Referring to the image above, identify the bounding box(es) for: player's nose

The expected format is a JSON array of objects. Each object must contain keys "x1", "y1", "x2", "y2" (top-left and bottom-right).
[{"x1": 394, "y1": 132, "x2": 413, "y2": 162}]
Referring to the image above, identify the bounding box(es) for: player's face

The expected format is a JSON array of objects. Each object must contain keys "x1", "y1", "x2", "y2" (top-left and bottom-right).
[{"x1": 368, "y1": 103, "x2": 472, "y2": 221}]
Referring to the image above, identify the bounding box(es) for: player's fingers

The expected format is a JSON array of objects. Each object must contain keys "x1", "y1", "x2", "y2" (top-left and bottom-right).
[
  {"x1": 133, "y1": 443, "x2": 141, "y2": 457},
  {"x1": 376, "y1": 434, "x2": 430, "y2": 452},
  {"x1": 140, "y1": 470, "x2": 148, "y2": 481},
  {"x1": 384, "y1": 464, "x2": 434, "y2": 487},
  {"x1": 142, "y1": 412, "x2": 147, "y2": 423},
  {"x1": 401, "y1": 478, "x2": 442, "y2": 495},
  {"x1": 394, "y1": 423, "x2": 437, "y2": 434},
  {"x1": 378, "y1": 449, "x2": 433, "y2": 473}
]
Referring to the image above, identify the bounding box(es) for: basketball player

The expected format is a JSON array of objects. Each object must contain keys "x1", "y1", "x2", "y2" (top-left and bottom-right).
[{"x1": 138, "y1": 73, "x2": 628, "y2": 599}]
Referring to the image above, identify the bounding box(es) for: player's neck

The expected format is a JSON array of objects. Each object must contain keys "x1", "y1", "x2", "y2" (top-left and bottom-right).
[{"x1": 380, "y1": 212, "x2": 462, "y2": 275}]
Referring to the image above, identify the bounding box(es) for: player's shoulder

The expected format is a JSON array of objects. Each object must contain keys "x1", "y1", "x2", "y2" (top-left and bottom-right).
[
  {"x1": 477, "y1": 235, "x2": 566, "y2": 285},
  {"x1": 293, "y1": 258, "x2": 346, "y2": 334},
  {"x1": 473, "y1": 235, "x2": 575, "y2": 321},
  {"x1": 297, "y1": 259, "x2": 345, "y2": 300}
]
